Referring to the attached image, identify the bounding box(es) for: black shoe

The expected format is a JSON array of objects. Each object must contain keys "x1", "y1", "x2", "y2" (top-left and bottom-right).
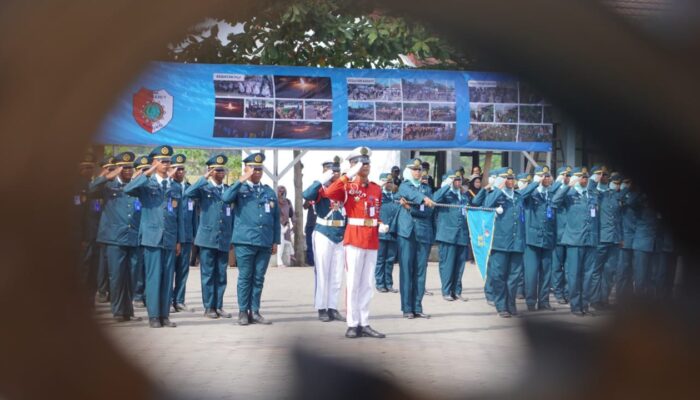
[
  {"x1": 557, "y1": 298, "x2": 569, "y2": 305},
  {"x1": 114, "y1": 315, "x2": 128, "y2": 323},
  {"x1": 377, "y1": 287, "x2": 389, "y2": 293},
  {"x1": 238, "y1": 311, "x2": 250, "y2": 326},
  {"x1": 149, "y1": 317, "x2": 162, "y2": 328},
  {"x1": 424, "y1": 290, "x2": 434, "y2": 296},
  {"x1": 327, "y1": 309, "x2": 345, "y2": 322},
  {"x1": 403, "y1": 312, "x2": 415, "y2": 319},
  {"x1": 217, "y1": 309, "x2": 232, "y2": 319},
  {"x1": 360, "y1": 325, "x2": 386, "y2": 338},
  {"x1": 443, "y1": 295, "x2": 455, "y2": 302},
  {"x1": 413, "y1": 312, "x2": 430, "y2": 319},
  {"x1": 527, "y1": 305, "x2": 537, "y2": 312},
  {"x1": 133, "y1": 300, "x2": 146, "y2": 309},
  {"x1": 498, "y1": 311, "x2": 512, "y2": 318},
  {"x1": 538, "y1": 304, "x2": 556, "y2": 311},
  {"x1": 516, "y1": 293, "x2": 525, "y2": 300},
  {"x1": 591, "y1": 302, "x2": 609, "y2": 311},
  {"x1": 318, "y1": 309, "x2": 331, "y2": 322},
  {"x1": 387, "y1": 287, "x2": 399, "y2": 293},
  {"x1": 173, "y1": 303, "x2": 189, "y2": 312},
  {"x1": 453, "y1": 294, "x2": 469, "y2": 302},
  {"x1": 251, "y1": 312, "x2": 272, "y2": 325},
  {"x1": 125, "y1": 315, "x2": 142, "y2": 322},
  {"x1": 160, "y1": 318, "x2": 177, "y2": 327},
  {"x1": 97, "y1": 293, "x2": 109, "y2": 303},
  {"x1": 345, "y1": 327, "x2": 360, "y2": 338},
  {"x1": 204, "y1": 308, "x2": 219, "y2": 319},
  {"x1": 583, "y1": 310, "x2": 597, "y2": 317}
]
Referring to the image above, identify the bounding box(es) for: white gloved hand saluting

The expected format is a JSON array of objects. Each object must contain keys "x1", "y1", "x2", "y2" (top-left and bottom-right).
[
  {"x1": 442, "y1": 177, "x2": 453, "y2": 188},
  {"x1": 319, "y1": 169, "x2": 335, "y2": 185},
  {"x1": 592, "y1": 173, "x2": 601, "y2": 183},
  {"x1": 378, "y1": 223, "x2": 390, "y2": 233},
  {"x1": 533, "y1": 174, "x2": 543, "y2": 184},
  {"x1": 494, "y1": 176, "x2": 505, "y2": 189},
  {"x1": 569, "y1": 175, "x2": 580, "y2": 187},
  {"x1": 345, "y1": 162, "x2": 363, "y2": 179},
  {"x1": 556, "y1": 174, "x2": 565, "y2": 183}
]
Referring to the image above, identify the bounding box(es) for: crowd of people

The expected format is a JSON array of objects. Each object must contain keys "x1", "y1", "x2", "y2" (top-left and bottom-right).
[
  {"x1": 403, "y1": 123, "x2": 455, "y2": 141},
  {"x1": 348, "y1": 82, "x2": 402, "y2": 101},
  {"x1": 348, "y1": 122, "x2": 402, "y2": 140},
  {"x1": 468, "y1": 84, "x2": 519, "y2": 103},
  {"x1": 402, "y1": 80, "x2": 456, "y2": 102},
  {"x1": 348, "y1": 103, "x2": 375, "y2": 120},
  {"x1": 214, "y1": 75, "x2": 274, "y2": 98},
  {"x1": 244, "y1": 100, "x2": 274, "y2": 119},
  {"x1": 75, "y1": 145, "x2": 677, "y2": 338}
]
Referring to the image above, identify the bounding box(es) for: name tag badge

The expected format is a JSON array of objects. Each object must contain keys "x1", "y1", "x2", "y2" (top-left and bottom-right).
[
  {"x1": 167, "y1": 197, "x2": 173, "y2": 212},
  {"x1": 134, "y1": 199, "x2": 142, "y2": 212},
  {"x1": 420, "y1": 204, "x2": 425, "y2": 212},
  {"x1": 188, "y1": 200, "x2": 194, "y2": 211},
  {"x1": 226, "y1": 207, "x2": 231, "y2": 217},
  {"x1": 546, "y1": 206, "x2": 553, "y2": 219},
  {"x1": 265, "y1": 203, "x2": 271, "y2": 213},
  {"x1": 369, "y1": 207, "x2": 375, "y2": 217},
  {"x1": 74, "y1": 195, "x2": 81, "y2": 206},
  {"x1": 590, "y1": 207, "x2": 596, "y2": 218}
]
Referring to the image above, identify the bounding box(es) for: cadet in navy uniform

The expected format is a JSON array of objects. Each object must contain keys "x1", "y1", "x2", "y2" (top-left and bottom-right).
[
  {"x1": 615, "y1": 177, "x2": 637, "y2": 299},
  {"x1": 472, "y1": 174, "x2": 494, "y2": 306},
  {"x1": 515, "y1": 172, "x2": 532, "y2": 300},
  {"x1": 171, "y1": 153, "x2": 196, "y2": 313},
  {"x1": 630, "y1": 192, "x2": 658, "y2": 296},
  {"x1": 522, "y1": 166, "x2": 560, "y2": 311},
  {"x1": 433, "y1": 169, "x2": 470, "y2": 302},
  {"x1": 551, "y1": 166, "x2": 572, "y2": 305},
  {"x1": 96, "y1": 156, "x2": 116, "y2": 303},
  {"x1": 374, "y1": 173, "x2": 400, "y2": 294},
  {"x1": 124, "y1": 145, "x2": 181, "y2": 328},
  {"x1": 89, "y1": 152, "x2": 142, "y2": 321},
  {"x1": 485, "y1": 168, "x2": 537, "y2": 317},
  {"x1": 184, "y1": 154, "x2": 234, "y2": 319},
  {"x1": 589, "y1": 168, "x2": 623, "y2": 309},
  {"x1": 131, "y1": 155, "x2": 151, "y2": 308},
  {"x1": 302, "y1": 156, "x2": 347, "y2": 322},
  {"x1": 552, "y1": 167, "x2": 599, "y2": 316},
  {"x1": 75, "y1": 152, "x2": 100, "y2": 305},
  {"x1": 396, "y1": 158, "x2": 436, "y2": 319},
  {"x1": 222, "y1": 153, "x2": 280, "y2": 326}
]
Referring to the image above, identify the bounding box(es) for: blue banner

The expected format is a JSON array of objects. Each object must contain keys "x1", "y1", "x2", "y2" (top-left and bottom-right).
[
  {"x1": 466, "y1": 209, "x2": 496, "y2": 281},
  {"x1": 97, "y1": 62, "x2": 552, "y2": 151}
]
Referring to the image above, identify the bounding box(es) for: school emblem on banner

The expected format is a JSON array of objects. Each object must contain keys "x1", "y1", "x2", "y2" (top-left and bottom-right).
[
  {"x1": 133, "y1": 88, "x2": 173, "y2": 133},
  {"x1": 466, "y1": 209, "x2": 496, "y2": 281}
]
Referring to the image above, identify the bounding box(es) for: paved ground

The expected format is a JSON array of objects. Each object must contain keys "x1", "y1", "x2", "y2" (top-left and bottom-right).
[{"x1": 97, "y1": 262, "x2": 606, "y2": 399}]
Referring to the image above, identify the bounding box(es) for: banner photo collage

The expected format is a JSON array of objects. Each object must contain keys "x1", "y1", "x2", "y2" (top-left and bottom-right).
[{"x1": 98, "y1": 62, "x2": 552, "y2": 151}]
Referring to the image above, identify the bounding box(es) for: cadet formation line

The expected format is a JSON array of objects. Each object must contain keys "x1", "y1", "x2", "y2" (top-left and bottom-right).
[{"x1": 74, "y1": 145, "x2": 677, "y2": 338}]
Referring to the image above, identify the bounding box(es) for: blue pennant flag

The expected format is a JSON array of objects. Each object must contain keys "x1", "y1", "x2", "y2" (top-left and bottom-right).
[{"x1": 466, "y1": 209, "x2": 496, "y2": 281}]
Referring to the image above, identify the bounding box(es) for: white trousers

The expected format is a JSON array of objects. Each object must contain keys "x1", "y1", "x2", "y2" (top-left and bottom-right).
[
  {"x1": 344, "y1": 245, "x2": 377, "y2": 328},
  {"x1": 312, "y1": 231, "x2": 345, "y2": 310}
]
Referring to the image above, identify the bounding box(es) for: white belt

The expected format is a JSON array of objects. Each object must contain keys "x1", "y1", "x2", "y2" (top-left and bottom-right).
[
  {"x1": 347, "y1": 218, "x2": 378, "y2": 227},
  {"x1": 316, "y1": 217, "x2": 345, "y2": 227}
]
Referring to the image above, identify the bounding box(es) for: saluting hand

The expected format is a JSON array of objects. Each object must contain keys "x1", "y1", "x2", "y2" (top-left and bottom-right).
[
  {"x1": 99, "y1": 167, "x2": 109, "y2": 177},
  {"x1": 239, "y1": 166, "x2": 254, "y2": 183},
  {"x1": 133, "y1": 168, "x2": 143, "y2": 179},
  {"x1": 204, "y1": 168, "x2": 215, "y2": 179},
  {"x1": 144, "y1": 161, "x2": 159, "y2": 177},
  {"x1": 105, "y1": 166, "x2": 122, "y2": 181},
  {"x1": 167, "y1": 166, "x2": 177, "y2": 179}
]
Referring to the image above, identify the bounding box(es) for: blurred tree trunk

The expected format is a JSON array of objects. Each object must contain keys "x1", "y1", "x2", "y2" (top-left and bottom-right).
[{"x1": 293, "y1": 150, "x2": 305, "y2": 266}]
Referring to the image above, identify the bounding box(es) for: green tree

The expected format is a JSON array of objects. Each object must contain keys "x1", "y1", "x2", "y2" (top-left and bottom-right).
[{"x1": 166, "y1": 0, "x2": 475, "y2": 69}]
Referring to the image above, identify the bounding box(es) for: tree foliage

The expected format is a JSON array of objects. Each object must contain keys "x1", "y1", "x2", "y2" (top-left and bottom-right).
[{"x1": 167, "y1": 0, "x2": 473, "y2": 69}]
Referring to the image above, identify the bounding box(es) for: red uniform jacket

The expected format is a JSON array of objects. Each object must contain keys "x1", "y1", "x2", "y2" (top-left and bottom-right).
[{"x1": 324, "y1": 175, "x2": 382, "y2": 250}]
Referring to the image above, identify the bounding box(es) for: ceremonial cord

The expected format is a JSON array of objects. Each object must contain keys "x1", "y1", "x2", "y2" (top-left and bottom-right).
[{"x1": 392, "y1": 199, "x2": 498, "y2": 212}]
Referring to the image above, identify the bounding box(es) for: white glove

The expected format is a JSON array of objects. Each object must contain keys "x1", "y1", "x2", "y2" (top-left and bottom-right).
[
  {"x1": 488, "y1": 176, "x2": 496, "y2": 187},
  {"x1": 319, "y1": 169, "x2": 334, "y2": 185},
  {"x1": 517, "y1": 181, "x2": 528, "y2": 190},
  {"x1": 496, "y1": 206, "x2": 504, "y2": 215},
  {"x1": 442, "y1": 177, "x2": 453, "y2": 188},
  {"x1": 556, "y1": 174, "x2": 565, "y2": 183},
  {"x1": 533, "y1": 174, "x2": 543, "y2": 184},
  {"x1": 592, "y1": 173, "x2": 601, "y2": 183},
  {"x1": 345, "y1": 162, "x2": 362, "y2": 179},
  {"x1": 569, "y1": 176, "x2": 580, "y2": 187},
  {"x1": 494, "y1": 176, "x2": 505, "y2": 188},
  {"x1": 620, "y1": 183, "x2": 629, "y2": 191},
  {"x1": 378, "y1": 223, "x2": 390, "y2": 233}
]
